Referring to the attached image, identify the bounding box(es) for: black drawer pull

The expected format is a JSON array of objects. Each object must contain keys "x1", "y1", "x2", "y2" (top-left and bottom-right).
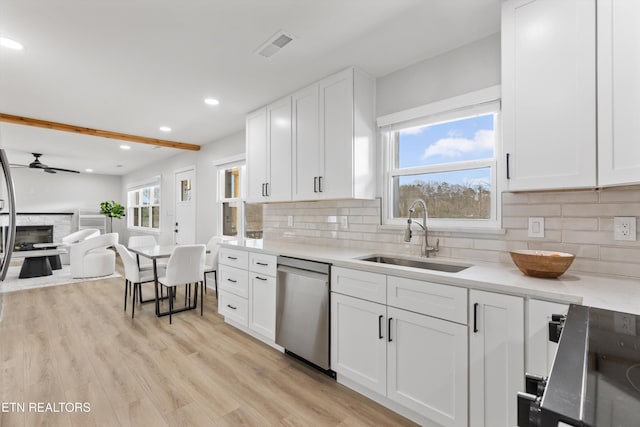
[
  {"x1": 473, "y1": 302, "x2": 479, "y2": 333},
  {"x1": 388, "y1": 317, "x2": 393, "y2": 342},
  {"x1": 227, "y1": 256, "x2": 237, "y2": 260},
  {"x1": 378, "y1": 315, "x2": 383, "y2": 339},
  {"x1": 256, "y1": 262, "x2": 268, "y2": 266},
  {"x1": 255, "y1": 276, "x2": 267, "y2": 281},
  {"x1": 506, "y1": 153, "x2": 511, "y2": 180},
  {"x1": 226, "y1": 304, "x2": 237, "y2": 310},
  {"x1": 227, "y1": 278, "x2": 237, "y2": 283},
  {"x1": 318, "y1": 176, "x2": 323, "y2": 192}
]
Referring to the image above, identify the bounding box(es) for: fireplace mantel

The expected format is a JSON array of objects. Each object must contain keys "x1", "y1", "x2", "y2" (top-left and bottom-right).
[{"x1": 0, "y1": 212, "x2": 74, "y2": 216}]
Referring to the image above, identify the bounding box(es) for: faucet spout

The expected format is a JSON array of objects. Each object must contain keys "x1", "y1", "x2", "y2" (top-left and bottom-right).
[{"x1": 404, "y1": 199, "x2": 438, "y2": 258}]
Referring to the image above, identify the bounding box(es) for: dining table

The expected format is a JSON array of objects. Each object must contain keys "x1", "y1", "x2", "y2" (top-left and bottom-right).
[{"x1": 127, "y1": 244, "x2": 209, "y2": 317}]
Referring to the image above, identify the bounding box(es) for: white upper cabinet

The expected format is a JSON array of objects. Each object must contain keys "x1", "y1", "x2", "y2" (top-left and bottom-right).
[
  {"x1": 597, "y1": 0, "x2": 640, "y2": 186},
  {"x1": 251, "y1": 67, "x2": 375, "y2": 203},
  {"x1": 502, "y1": 0, "x2": 596, "y2": 191},
  {"x1": 246, "y1": 96, "x2": 292, "y2": 203}
]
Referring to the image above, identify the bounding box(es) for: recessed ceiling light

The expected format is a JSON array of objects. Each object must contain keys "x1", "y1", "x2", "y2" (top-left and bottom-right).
[
  {"x1": 120, "y1": 145, "x2": 131, "y2": 150},
  {"x1": 0, "y1": 37, "x2": 24, "y2": 50},
  {"x1": 85, "y1": 168, "x2": 93, "y2": 173},
  {"x1": 204, "y1": 98, "x2": 220, "y2": 106},
  {"x1": 159, "y1": 126, "x2": 172, "y2": 132}
]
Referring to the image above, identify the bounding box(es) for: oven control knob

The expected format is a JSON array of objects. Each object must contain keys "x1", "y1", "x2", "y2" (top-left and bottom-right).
[{"x1": 517, "y1": 392, "x2": 542, "y2": 427}]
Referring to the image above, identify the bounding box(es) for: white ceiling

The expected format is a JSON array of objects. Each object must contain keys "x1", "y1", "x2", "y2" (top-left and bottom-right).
[{"x1": 0, "y1": 0, "x2": 500, "y2": 175}]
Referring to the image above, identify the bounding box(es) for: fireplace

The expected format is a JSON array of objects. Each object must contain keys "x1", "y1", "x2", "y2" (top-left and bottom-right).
[{"x1": 4, "y1": 225, "x2": 54, "y2": 251}]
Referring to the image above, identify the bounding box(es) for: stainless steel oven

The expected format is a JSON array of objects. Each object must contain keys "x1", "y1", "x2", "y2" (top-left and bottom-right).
[
  {"x1": 518, "y1": 304, "x2": 640, "y2": 426},
  {"x1": 275, "y1": 256, "x2": 334, "y2": 377}
]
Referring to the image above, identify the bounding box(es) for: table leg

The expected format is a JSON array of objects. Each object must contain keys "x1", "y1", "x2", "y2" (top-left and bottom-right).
[
  {"x1": 19, "y1": 257, "x2": 53, "y2": 279},
  {"x1": 48, "y1": 255, "x2": 62, "y2": 270},
  {"x1": 153, "y1": 258, "x2": 160, "y2": 316}
]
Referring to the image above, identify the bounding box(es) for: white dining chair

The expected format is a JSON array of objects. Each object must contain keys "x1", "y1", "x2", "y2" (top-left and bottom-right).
[
  {"x1": 158, "y1": 244, "x2": 206, "y2": 324},
  {"x1": 115, "y1": 243, "x2": 162, "y2": 318},
  {"x1": 204, "y1": 236, "x2": 222, "y2": 298},
  {"x1": 128, "y1": 235, "x2": 167, "y2": 270}
]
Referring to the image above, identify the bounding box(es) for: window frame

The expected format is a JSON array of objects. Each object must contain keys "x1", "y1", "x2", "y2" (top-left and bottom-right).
[
  {"x1": 127, "y1": 178, "x2": 161, "y2": 233},
  {"x1": 380, "y1": 87, "x2": 502, "y2": 230},
  {"x1": 217, "y1": 160, "x2": 246, "y2": 239}
]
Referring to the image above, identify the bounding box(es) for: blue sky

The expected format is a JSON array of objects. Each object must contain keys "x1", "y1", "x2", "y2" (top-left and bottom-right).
[{"x1": 398, "y1": 114, "x2": 494, "y2": 187}]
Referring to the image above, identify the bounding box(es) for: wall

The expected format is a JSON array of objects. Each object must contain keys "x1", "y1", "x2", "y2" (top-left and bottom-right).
[
  {"x1": 376, "y1": 32, "x2": 501, "y2": 117},
  {"x1": 121, "y1": 131, "x2": 245, "y2": 246},
  {"x1": 263, "y1": 186, "x2": 640, "y2": 279},
  {"x1": 9, "y1": 168, "x2": 121, "y2": 231}
]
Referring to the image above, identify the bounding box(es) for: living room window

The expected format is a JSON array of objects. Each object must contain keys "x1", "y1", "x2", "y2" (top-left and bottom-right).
[
  {"x1": 217, "y1": 161, "x2": 263, "y2": 239},
  {"x1": 127, "y1": 182, "x2": 161, "y2": 231},
  {"x1": 381, "y1": 88, "x2": 501, "y2": 229}
]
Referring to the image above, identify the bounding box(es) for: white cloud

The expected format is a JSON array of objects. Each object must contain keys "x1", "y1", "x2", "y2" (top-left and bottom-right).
[{"x1": 422, "y1": 129, "x2": 494, "y2": 159}]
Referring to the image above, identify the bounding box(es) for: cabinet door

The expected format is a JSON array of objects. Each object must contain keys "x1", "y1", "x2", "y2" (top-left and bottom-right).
[
  {"x1": 245, "y1": 108, "x2": 267, "y2": 203},
  {"x1": 292, "y1": 84, "x2": 321, "y2": 201},
  {"x1": 469, "y1": 290, "x2": 524, "y2": 427},
  {"x1": 248, "y1": 273, "x2": 276, "y2": 340},
  {"x1": 598, "y1": 0, "x2": 640, "y2": 186},
  {"x1": 502, "y1": 0, "x2": 596, "y2": 190},
  {"x1": 331, "y1": 293, "x2": 387, "y2": 396},
  {"x1": 526, "y1": 299, "x2": 568, "y2": 377},
  {"x1": 266, "y1": 96, "x2": 292, "y2": 202},
  {"x1": 319, "y1": 69, "x2": 353, "y2": 199},
  {"x1": 387, "y1": 307, "x2": 468, "y2": 427}
]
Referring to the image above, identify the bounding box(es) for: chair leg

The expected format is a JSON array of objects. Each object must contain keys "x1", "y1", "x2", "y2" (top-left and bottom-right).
[
  {"x1": 204, "y1": 273, "x2": 207, "y2": 294},
  {"x1": 132, "y1": 282, "x2": 136, "y2": 319},
  {"x1": 200, "y1": 281, "x2": 204, "y2": 316},
  {"x1": 214, "y1": 271, "x2": 218, "y2": 300},
  {"x1": 124, "y1": 279, "x2": 128, "y2": 311},
  {"x1": 168, "y1": 286, "x2": 173, "y2": 324}
]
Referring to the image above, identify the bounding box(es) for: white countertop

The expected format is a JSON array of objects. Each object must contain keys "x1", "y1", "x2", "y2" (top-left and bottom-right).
[{"x1": 222, "y1": 239, "x2": 640, "y2": 315}]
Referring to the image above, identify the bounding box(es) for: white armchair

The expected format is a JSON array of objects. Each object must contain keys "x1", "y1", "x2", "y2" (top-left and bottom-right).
[
  {"x1": 60, "y1": 228, "x2": 101, "y2": 265},
  {"x1": 70, "y1": 233, "x2": 119, "y2": 278}
]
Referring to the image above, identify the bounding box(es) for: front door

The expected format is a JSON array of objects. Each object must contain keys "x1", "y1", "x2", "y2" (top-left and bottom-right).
[{"x1": 174, "y1": 167, "x2": 196, "y2": 244}]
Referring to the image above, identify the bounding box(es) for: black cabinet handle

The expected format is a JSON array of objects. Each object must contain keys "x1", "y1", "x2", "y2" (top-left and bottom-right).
[
  {"x1": 506, "y1": 153, "x2": 511, "y2": 180},
  {"x1": 378, "y1": 315, "x2": 383, "y2": 339},
  {"x1": 314, "y1": 177, "x2": 318, "y2": 193},
  {"x1": 227, "y1": 278, "x2": 237, "y2": 283},
  {"x1": 226, "y1": 304, "x2": 237, "y2": 310},
  {"x1": 255, "y1": 276, "x2": 267, "y2": 281},
  {"x1": 318, "y1": 176, "x2": 323, "y2": 192},
  {"x1": 227, "y1": 256, "x2": 237, "y2": 260},
  {"x1": 256, "y1": 262, "x2": 268, "y2": 266},
  {"x1": 261, "y1": 183, "x2": 265, "y2": 196},
  {"x1": 265, "y1": 182, "x2": 270, "y2": 196},
  {"x1": 388, "y1": 317, "x2": 393, "y2": 342},
  {"x1": 473, "y1": 302, "x2": 479, "y2": 333}
]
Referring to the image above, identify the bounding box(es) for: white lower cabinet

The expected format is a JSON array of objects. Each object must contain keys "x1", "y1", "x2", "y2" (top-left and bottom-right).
[
  {"x1": 387, "y1": 306, "x2": 468, "y2": 427},
  {"x1": 526, "y1": 299, "x2": 569, "y2": 377},
  {"x1": 248, "y1": 273, "x2": 276, "y2": 340},
  {"x1": 469, "y1": 290, "x2": 524, "y2": 427},
  {"x1": 331, "y1": 293, "x2": 387, "y2": 395},
  {"x1": 331, "y1": 268, "x2": 468, "y2": 427}
]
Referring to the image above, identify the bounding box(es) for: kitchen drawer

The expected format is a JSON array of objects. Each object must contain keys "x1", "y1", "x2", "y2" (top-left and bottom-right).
[
  {"x1": 387, "y1": 276, "x2": 467, "y2": 324},
  {"x1": 249, "y1": 252, "x2": 277, "y2": 277},
  {"x1": 331, "y1": 267, "x2": 386, "y2": 304},
  {"x1": 218, "y1": 291, "x2": 248, "y2": 327},
  {"x1": 218, "y1": 247, "x2": 249, "y2": 269},
  {"x1": 218, "y1": 265, "x2": 249, "y2": 298}
]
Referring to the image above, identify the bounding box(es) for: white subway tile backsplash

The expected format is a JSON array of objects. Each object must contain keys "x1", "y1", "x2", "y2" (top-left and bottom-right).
[{"x1": 261, "y1": 188, "x2": 640, "y2": 279}]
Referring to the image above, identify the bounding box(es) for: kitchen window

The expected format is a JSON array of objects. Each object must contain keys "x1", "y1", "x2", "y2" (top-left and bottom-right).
[
  {"x1": 218, "y1": 161, "x2": 262, "y2": 239},
  {"x1": 127, "y1": 181, "x2": 161, "y2": 231},
  {"x1": 381, "y1": 88, "x2": 501, "y2": 229}
]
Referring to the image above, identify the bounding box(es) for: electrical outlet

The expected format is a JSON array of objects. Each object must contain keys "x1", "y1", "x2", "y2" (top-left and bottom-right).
[
  {"x1": 614, "y1": 217, "x2": 636, "y2": 241},
  {"x1": 340, "y1": 216, "x2": 348, "y2": 229},
  {"x1": 287, "y1": 215, "x2": 294, "y2": 227},
  {"x1": 528, "y1": 217, "x2": 545, "y2": 238},
  {"x1": 614, "y1": 312, "x2": 636, "y2": 336}
]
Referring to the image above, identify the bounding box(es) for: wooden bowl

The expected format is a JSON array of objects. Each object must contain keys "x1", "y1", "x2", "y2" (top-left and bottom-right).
[{"x1": 509, "y1": 250, "x2": 575, "y2": 278}]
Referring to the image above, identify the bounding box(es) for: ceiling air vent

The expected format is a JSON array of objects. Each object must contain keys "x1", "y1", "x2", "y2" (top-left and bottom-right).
[{"x1": 255, "y1": 30, "x2": 294, "y2": 58}]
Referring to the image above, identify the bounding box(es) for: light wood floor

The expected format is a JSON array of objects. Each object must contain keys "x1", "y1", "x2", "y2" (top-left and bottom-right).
[{"x1": 0, "y1": 273, "x2": 416, "y2": 426}]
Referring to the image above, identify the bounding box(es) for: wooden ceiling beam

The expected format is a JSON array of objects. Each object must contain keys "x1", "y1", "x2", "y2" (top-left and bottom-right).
[{"x1": 0, "y1": 113, "x2": 201, "y2": 151}]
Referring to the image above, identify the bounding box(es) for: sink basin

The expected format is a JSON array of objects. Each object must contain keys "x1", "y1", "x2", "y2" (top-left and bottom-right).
[{"x1": 359, "y1": 255, "x2": 470, "y2": 273}]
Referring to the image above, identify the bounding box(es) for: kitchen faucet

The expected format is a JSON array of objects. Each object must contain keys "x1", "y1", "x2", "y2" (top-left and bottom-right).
[{"x1": 403, "y1": 199, "x2": 439, "y2": 258}]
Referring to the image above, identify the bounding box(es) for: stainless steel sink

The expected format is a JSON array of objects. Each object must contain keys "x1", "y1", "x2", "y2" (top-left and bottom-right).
[{"x1": 359, "y1": 255, "x2": 470, "y2": 273}]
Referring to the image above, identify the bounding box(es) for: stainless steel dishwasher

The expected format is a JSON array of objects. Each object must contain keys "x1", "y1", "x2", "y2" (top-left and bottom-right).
[{"x1": 276, "y1": 256, "x2": 333, "y2": 376}]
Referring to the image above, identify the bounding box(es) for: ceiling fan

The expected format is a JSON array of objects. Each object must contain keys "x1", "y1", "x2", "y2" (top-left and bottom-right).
[{"x1": 10, "y1": 153, "x2": 80, "y2": 174}]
